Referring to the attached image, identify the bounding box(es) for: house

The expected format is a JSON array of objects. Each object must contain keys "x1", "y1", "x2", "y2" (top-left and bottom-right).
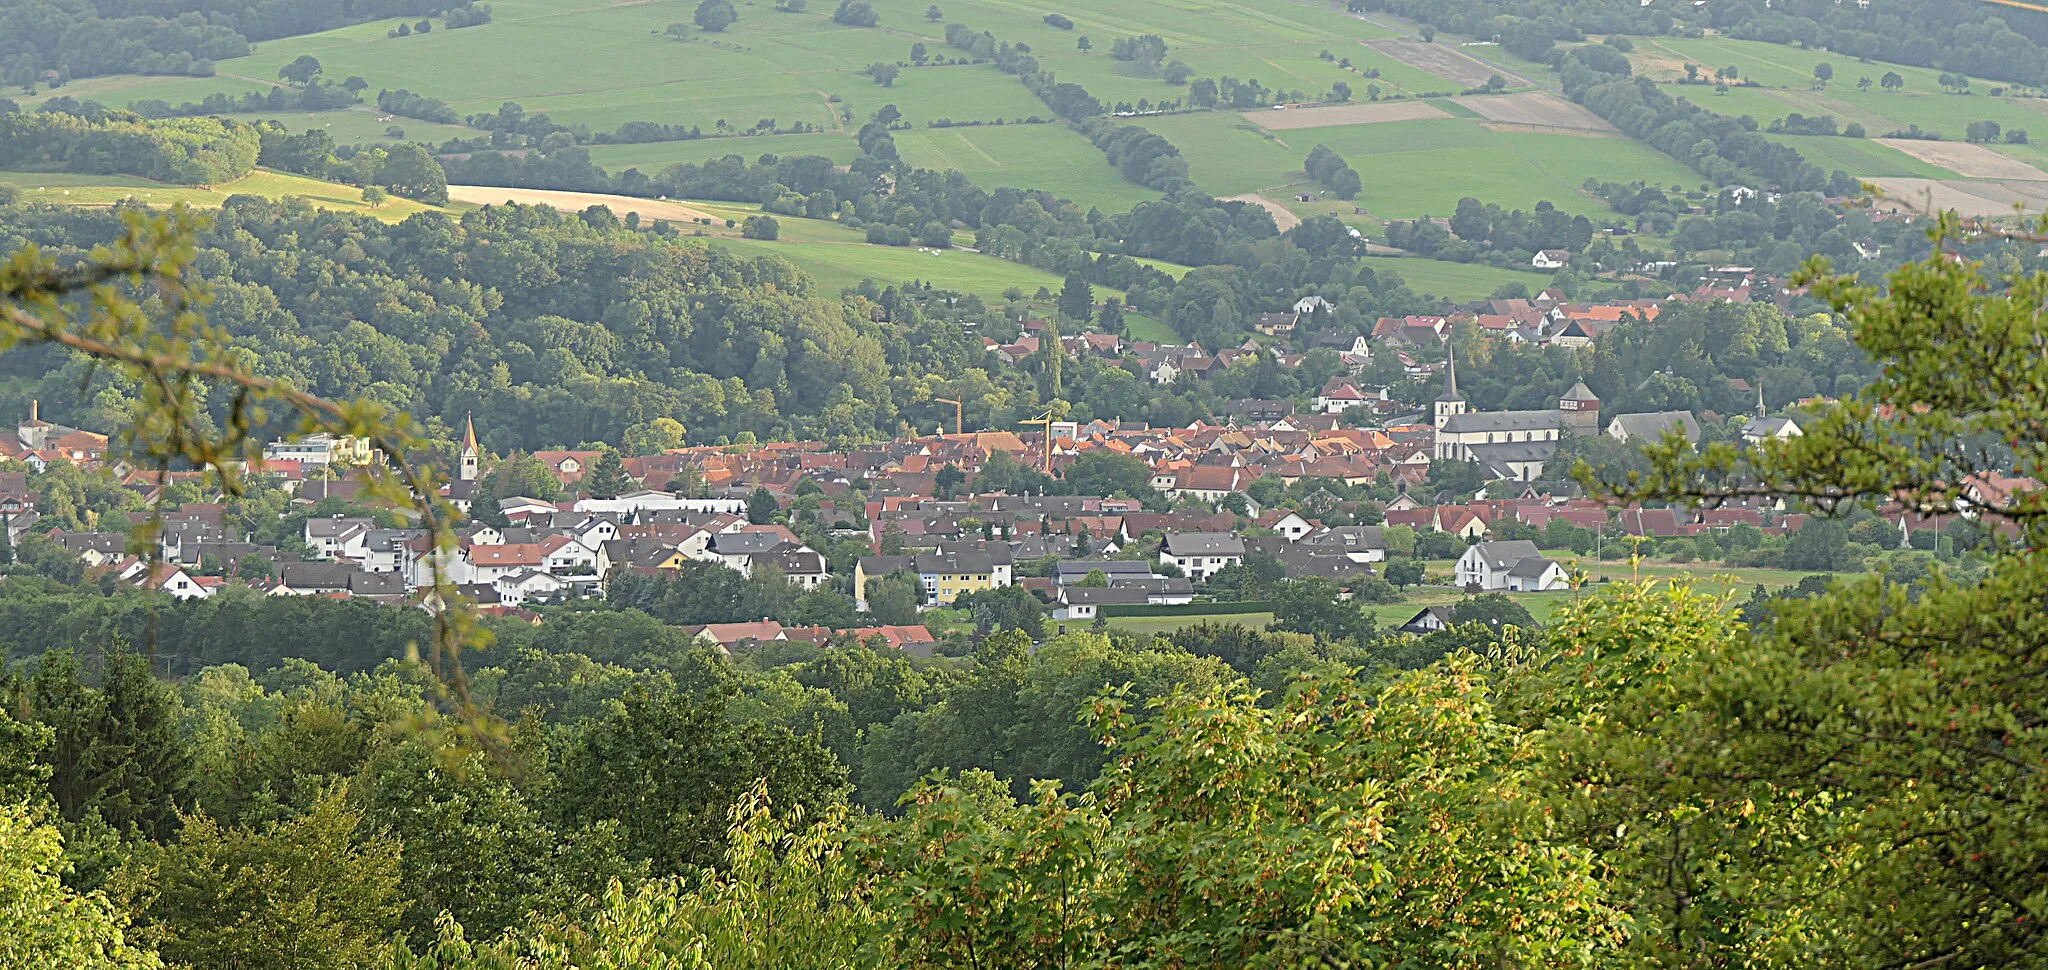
[
  {"x1": 916, "y1": 549, "x2": 996, "y2": 604},
  {"x1": 854, "y1": 554, "x2": 917, "y2": 610},
  {"x1": 1316, "y1": 377, "x2": 1370, "y2": 415},
  {"x1": 1292, "y1": 295, "x2": 1333, "y2": 315},
  {"x1": 1455, "y1": 540, "x2": 1568, "y2": 591},
  {"x1": 532, "y1": 450, "x2": 604, "y2": 485},
  {"x1": 1256, "y1": 510, "x2": 1316, "y2": 541},
  {"x1": 495, "y1": 568, "x2": 568, "y2": 606},
  {"x1": 135, "y1": 563, "x2": 210, "y2": 600},
  {"x1": 1052, "y1": 585, "x2": 1147, "y2": 621},
  {"x1": 1532, "y1": 249, "x2": 1570, "y2": 270},
  {"x1": 1052, "y1": 559, "x2": 1157, "y2": 588},
  {"x1": 752, "y1": 548, "x2": 829, "y2": 589},
  {"x1": 1253, "y1": 312, "x2": 1299, "y2": 335},
  {"x1": 1742, "y1": 415, "x2": 1803, "y2": 445},
  {"x1": 1300, "y1": 525, "x2": 1386, "y2": 562},
  {"x1": 1606, "y1": 411, "x2": 1703, "y2": 446},
  {"x1": 264, "y1": 432, "x2": 378, "y2": 468},
  {"x1": 1397, "y1": 605, "x2": 1457, "y2": 635},
  {"x1": 1159, "y1": 532, "x2": 1245, "y2": 581},
  {"x1": 1166, "y1": 465, "x2": 1250, "y2": 502},
  {"x1": 687, "y1": 620, "x2": 789, "y2": 649},
  {"x1": 304, "y1": 515, "x2": 374, "y2": 561}
]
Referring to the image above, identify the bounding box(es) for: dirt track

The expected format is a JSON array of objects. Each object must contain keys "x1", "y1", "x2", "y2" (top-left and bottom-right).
[
  {"x1": 1245, "y1": 100, "x2": 1449, "y2": 130},
  {"x1": 1364, "y1": 39, "x2": 1523, "y2": 88},
  {"x1": 1873, "y1": 139, "x2": 2048, "y2": 181},
  {"x1": 1459, "y1": 92, "x2": 1615, "y2": 132},
  {"x1": 445, "y1": 185, "x2": 720, "y2": 222},
  {"x1": 1223, "y1": 194, "x2": 1302, "y2": 231}
]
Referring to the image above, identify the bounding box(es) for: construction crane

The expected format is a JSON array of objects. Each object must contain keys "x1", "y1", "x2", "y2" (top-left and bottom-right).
[
  {"x1": 935, "y1": 398, "x2": 964, "y2": 436},
  {"x1": 1018, "y1": 408, "x2": 1056, "y2": 475},
  {"x1": 1981, "y1": 0, "x2": 2048, "y2": 13}
]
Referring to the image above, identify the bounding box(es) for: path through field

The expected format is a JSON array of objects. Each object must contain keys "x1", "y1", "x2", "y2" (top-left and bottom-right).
[
  {"x1": 445, "y1": 185, "x2": 719, "y2": 222},
  {"x1": 1223, "y1": 193, "x2": 1303, "y2": 230}
]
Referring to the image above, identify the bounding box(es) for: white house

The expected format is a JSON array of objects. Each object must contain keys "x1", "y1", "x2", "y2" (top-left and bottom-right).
[
  {"x1": 1455, "y1": 540, "x2": 1568, "y2": 591},
  {"x1": 495, "y1": 568, "x2": 568, "y2": 606},
  {"x1": 1160, "y1": 532, "x2": 1245, "y2": 581},
  {"x1": 1532, "y1": 249, "x2": 1570, "y2": 270},
  {"x1": 1292, "y1": 295, "x2": 1333, "y2": 315},
  {"x1": 304, "y1": 515, "x2": 373, "y2": 561},
  {"x1": 1316, "y1": 378, "x2": 1369, "y2": 415},
  {"x1": 1742, "y1": 415, "x2": 1803, "y2": 445}
]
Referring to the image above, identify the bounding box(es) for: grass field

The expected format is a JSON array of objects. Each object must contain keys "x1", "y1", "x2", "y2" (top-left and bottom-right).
[
  {"x1": 1137, "y1": 113, "x2": 1701, "y2": 220},
  {"x1": 0, "y1": 168, "x2": 447, "y2": 221},
  {"x1": 892, "y1": 124, "x2": 1161, "y2": 210},
  {"x1": 1764, "y1": 133, "x2": 1957, "y2": 179},
  {"x1": 584, "y1": 133, "x2": 861, "y2": 175},
  {"x1": 253, "y1": 107, "x2": 481, "y2": 145},
  {"x1": 1363, "y1": 256, "x2": 1554, "y2": 300}
]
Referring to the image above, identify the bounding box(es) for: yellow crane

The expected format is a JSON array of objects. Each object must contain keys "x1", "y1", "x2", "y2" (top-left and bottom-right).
[
  {"x1": 1018, "y1": 408, "x2": 1056, "y2": 475},
  {"x1": 935, "y1": 398, "x2": 965, "y2": 436}
]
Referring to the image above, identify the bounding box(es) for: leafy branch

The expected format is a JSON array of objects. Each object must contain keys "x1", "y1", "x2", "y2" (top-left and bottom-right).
[{"x1": 0, "y1": 207, "x2": 501, "y2": 753}]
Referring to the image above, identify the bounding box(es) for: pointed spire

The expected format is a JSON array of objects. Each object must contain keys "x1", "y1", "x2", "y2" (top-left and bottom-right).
[
  {"x1": 1436, "y1": 340, "x2": 1464, "y2": 402},
  {"x1": 462, "y1": 414, "x2": 479, "y2": 454},
  {"x1": 1755, "y1": 379, "x2": 1767, "y2": 417}
]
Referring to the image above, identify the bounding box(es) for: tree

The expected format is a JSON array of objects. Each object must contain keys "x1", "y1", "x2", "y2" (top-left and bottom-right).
[
  {"x1": 865, "y1": 569, "x2": 922, "y2": 623},
  {"x1": 694, "y1": 0, "x2": 737, "y2": 29},
  {"x1": 1880, "y1": 71, "x2": 1904, "y2": 92},
  {"x1": 863, "y1": 62, "x2": 900, "y2": 87},
  {"x1": 552, "y1": 688, "x2": 848, "y2": 873},
  {"x1": 926, "y1": 3, "x2": 943, "y2": 19},
  {"x1": 113, "y1": 786, "x2": 402, "y2": 970},
  {"x1": 1450, "y1": 195, "x2": 1490, "y2": 242},
  {"x1": 359, "y1": 185, "x2": 387, "y2": 208},
  {"x1": 581, "y1": 450, "x2": 632, "y2": 499},
  {"x1": 1812, "y1": 62, "x2": 1832, "y2": 87},
  {"x1": 740, "y1": 214, "x2": 780, "y2": 239},
  {"x1": 0, "y1": 515, "x2": 11, "y2": 566},
  {"x1": 376, "y1": 142, "x2": 448, "y2": 203},
  {"x1": 278, "y1": 55, "x2": 322, "y2": 86},
  {"x1": 934, "y1": 464, "x2": 967, "y2": 499},
  {"x1": 1449, "y1": 592, "x2": 1537, "y2": 630},
  {"x1": 1078, "y1": 35, "x2": 1093, "y2": 52},
  {"x1": 910, "y1": 41, "x2": 928, "y2": 65},
  {"x1": 835, "y1": 0, "x2": 880, "y2": 26},
  {"x1": 1856, "y1": 75, "x2": 1872, "y2": 92},
  {"x1": 0, "y1": 802, "x2": 159, "y2": 970},
  {"x1": 1057, "y1": 272, "x2": 1093, "y2": 322},
  {"x1": 1966, "y1": 119, "x2": 2002, "y2": 143},
  {"x1": 746, "y1": 486, "x2": 779, "y2": 525}
]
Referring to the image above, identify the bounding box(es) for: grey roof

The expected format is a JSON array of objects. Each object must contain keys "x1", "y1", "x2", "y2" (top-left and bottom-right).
[
  {"x1": 1608, "y1": 410, "x2": 1701, "y2": 443},
  {"x1": 917, "y1": 550, "x2": 994, "y2": 575},
  {"x1": 1162, "y1": 532, "x2": 1246, "y2": 556},
  {"x1": 753, "y1": 549, "x2": 827, "y2": 574},
  {"x1": 1399, "y1": 606, "x2": 1457, "y2": 632},
  {"x1": 1054, "y1": 559, "x2": 1155, "y2": 580},
  {"x1": 1464, "y1": 441, "x2": 1560, "y2": 463},
  {"x1": 1469, "y1": 540, "x2": 1543, "y2": 569},
  {"x1": 278, "y1": 561, "x2": 356, "y2": 590},
  {"x1": 1438, "y1": 410, "x2": 1564, "y2": 434},
  {"x1": 1108, "y1": 575, "x2": 1193, "y2": 595},
  {"x1": 1062, "y1": 586, "x2": 1149, "y2": 605},
  {"x1": 364, "y1": 528, "x2": 419, "y2": 553},
  {"x1": 710, "y1": 532, "x2": 790, "y2": 555},
  {"x1": 1561, "y1": 381, "x2": 1598, "y2": 403},
  {"x1": 938, "y1": 539, "x2": 1012, "y2": 565},
  {"x1": 857, "y1": 554, "x2": 916, "y2": 577},
  {"x1": 1303, "y1": 525, "x2": 1384, "y2": 550},
  {"x1": 305, "y1": 516, "x2": 374, "y2": 538},
  {"x1": 1508, "y1": 556, "x2": 1561, "y2": 578},
  {"x1": 1743, "y1": 416, "x2": 1799, "y2": 436}
]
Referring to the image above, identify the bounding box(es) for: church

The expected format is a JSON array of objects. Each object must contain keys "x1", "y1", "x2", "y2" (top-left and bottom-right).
[{"x1": 1431, "y1": 347, "x2": 1595, "y2": 482}]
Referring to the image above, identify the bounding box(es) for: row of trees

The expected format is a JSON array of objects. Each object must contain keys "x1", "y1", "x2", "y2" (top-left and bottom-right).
[{"x1": 0, "y1": 108, "x2": 259, "y2": 184}]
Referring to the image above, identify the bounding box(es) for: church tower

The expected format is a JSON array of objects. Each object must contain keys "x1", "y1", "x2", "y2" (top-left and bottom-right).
[
  {"x1": 1433, "y1": 342, "x2": 1467, "y2": 431},
  {"x1": 459, "y1": 415, "x2": 480, "y2": 482}
]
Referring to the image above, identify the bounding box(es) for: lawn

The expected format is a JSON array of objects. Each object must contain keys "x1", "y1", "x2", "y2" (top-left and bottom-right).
[
  {"x1": 0, "y1": 168, "x2": 447, "y2": 221},
  {"x1": 892, "y1": 124, "x2": 1161, "y2": 210},
  {"x1": 1362, "y1": 256, "x2": 1554, "y2": 301},
  {"x1": 1122, "y1": 313, "x2": 1179, "y2": 342},
  {"x1": 1136, "y1": 113, "x2": 1701, "y2": 219}
]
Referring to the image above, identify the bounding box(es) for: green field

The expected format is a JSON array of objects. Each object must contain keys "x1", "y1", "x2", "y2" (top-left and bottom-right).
[
  {"x1": 1764, "y1": 133, "x2": 1956, "y2": 179},
  {"x1": 1105, "y1": 612, "x2": 1275, "y2": 635},
  {"x1": 0, "y1": 168, "x2": 447, "y2": 221},
  {"x1": 680, "y1": 200, "x2": 1135, "y2": 302},
  {"x1": 893, "y1": 124, "x2": 1161, "y2": 210},
  {"x1": 1137, "y1": 113, "x2": 1701, "y2": 219},
  {"x1": 1363, "y1": 256, "x2": 1554, "y2": 300},
  {"x1": 1635, "y1": 35, "x2": 2048, "y2": 171},
  {"x1": 584, "y1": 133, "x2": 861, "y2": 175}
]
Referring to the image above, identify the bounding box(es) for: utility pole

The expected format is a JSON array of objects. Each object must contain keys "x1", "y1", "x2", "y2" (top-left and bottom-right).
[{"x1": 935, "y1": 398, "x2": 964, "y2": 435}]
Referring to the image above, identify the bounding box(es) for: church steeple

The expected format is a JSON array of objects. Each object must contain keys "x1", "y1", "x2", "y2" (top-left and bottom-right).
[
  {"x1": 458, "y1": 415, "x2": 480, "y2": 482},
  {"x1": 1433, "y1": 341, "x2": 1467, "y2": 431},
  {"x1": 1754, "y1": 379, "x2": 1767, "y2": 418},
  {"x1": 1436, "y1": 341, "x2": 1464, "y2": 403}
]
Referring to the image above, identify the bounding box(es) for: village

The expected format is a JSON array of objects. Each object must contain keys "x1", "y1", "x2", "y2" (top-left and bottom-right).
[{"x1": 0, "y1": 275, "x2": 2029, "y2": 654}]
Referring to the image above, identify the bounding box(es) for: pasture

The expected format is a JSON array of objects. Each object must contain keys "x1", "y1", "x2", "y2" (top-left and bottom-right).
[
  {"x1": 708, "y1": 234, "x2": 1125, "y2": 303},
  {"x1": 891, "y1": 124, "x2": 1161, "y2": 210},
  {"x1": 1363, "y1": 257, "x2": 1554, "y2": 301},
  {"x1": 1763, "y1": 134, "x2": 1957, "y2": 179},
  {"x1": 0, "y1": 169, "x2": 448, "y2": 221},
  {"x1": 582, "y1": 133, "x2": 862, "y2": 175},
  {"x1": 1137, "y1": 113, "x2": 1702, "y2": 220}
]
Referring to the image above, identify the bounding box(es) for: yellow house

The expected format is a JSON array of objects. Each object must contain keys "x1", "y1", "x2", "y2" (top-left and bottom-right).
[{"x1": 917, "y1": 550, "x2": 995, "y2": 605}]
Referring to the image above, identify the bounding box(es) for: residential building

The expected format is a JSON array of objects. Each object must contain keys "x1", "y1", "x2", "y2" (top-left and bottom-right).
[
  {"x1": 1532, "y1": 249, "x2": 1570, "y2": 269},
  {"x1": 916, "y1": 549, "x2": 996, "y2": 604},
  {"x1": 1607, "y1": 410, "x2": 1702, "y2": 446},
  {"x1": 1159, "y1": 532, "x2": 1245, "y2": 581},
  {"x1": 1455, "y1": 540, "x2": 1568, "y2": 591}
]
